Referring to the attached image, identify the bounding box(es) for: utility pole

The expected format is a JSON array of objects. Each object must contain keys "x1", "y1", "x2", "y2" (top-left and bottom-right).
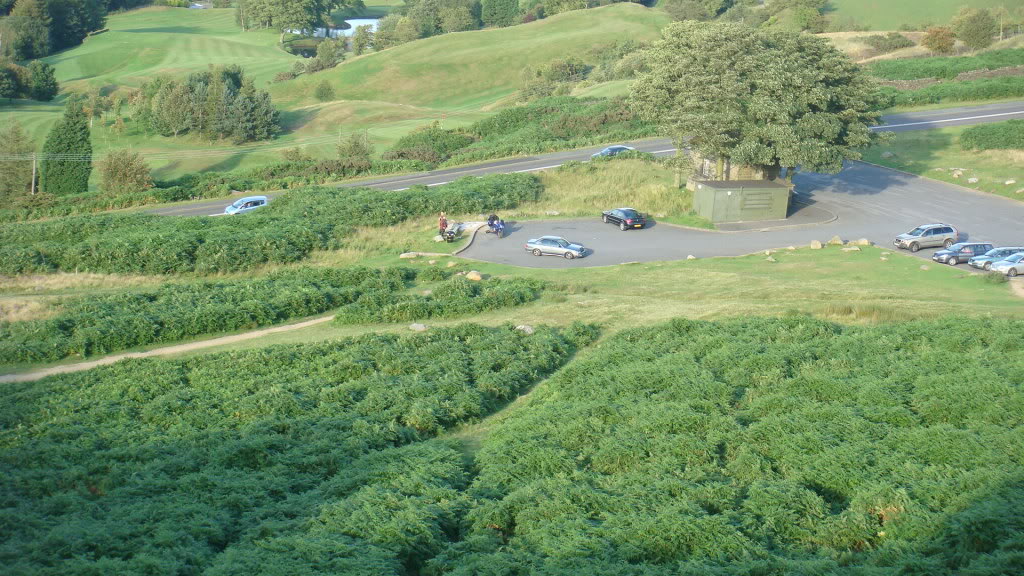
[{"x1": 30, "y1": 153, "x2": 37, "y2": 195}]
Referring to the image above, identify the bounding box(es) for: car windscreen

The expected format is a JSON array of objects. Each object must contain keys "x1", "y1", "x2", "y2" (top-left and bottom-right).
[
  {"x1": 907, "y1": 227, "x2": 926, "y2": 236},
  {"x1": 231, "y1": 200, "x2": 246, "y2": 208},
  {"x1": 555, "y1": 239, "x2": 570, "y2": 248},
  {"x1": 1009, "y1": 253, "x2": 1024, "y2": 263}
]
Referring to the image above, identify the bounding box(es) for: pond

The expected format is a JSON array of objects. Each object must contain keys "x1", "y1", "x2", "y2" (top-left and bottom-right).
[{"x1": 285, "y1": 19, "x2": 379, "y2": 40}]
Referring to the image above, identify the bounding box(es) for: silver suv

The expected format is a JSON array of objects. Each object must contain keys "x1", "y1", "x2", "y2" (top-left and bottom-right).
[{"x1": 894, "y1": 223, "x2": 958, "y2": 252}]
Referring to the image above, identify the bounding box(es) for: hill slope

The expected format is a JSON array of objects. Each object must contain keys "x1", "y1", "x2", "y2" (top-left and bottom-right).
[
  {"x1": 272, "y1": 3, "x2": 670, "y2": 109},
  {"x1": 827, "y1": 0, "x2": 1012, "y2": 31}
]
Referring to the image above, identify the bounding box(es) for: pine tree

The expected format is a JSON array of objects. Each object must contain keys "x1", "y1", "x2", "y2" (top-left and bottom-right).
[
  {"x1": 27, "y1": 61, "x2": 59, "y2": 101},
  {"x1": 41, "y1": 98, "x2": 92, "y2": 196},
  {"x1": 481, "y1": 0, "x2": 519, "y2": 27},
  {"x1": 0, "y1": 119, "x2": 36, "y2": 202},
  {"x1": 230, "y1": 78, "x2": 258, "y2": 143},
  {"x1": 251, "y1": 88, "x2": 279, "y2": 141}
]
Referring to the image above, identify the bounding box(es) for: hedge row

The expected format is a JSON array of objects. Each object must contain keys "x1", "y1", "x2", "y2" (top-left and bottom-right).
[
  {"x1": 0, "y1": 173, "x2": 542, "y2": 275},
  {"x1": 0, "y1": 158, "x2": 430, "y2": 223},
  {"x1": 866, "y1": 48, "x2": 1024, "y2": 80},
  {"x1": 0, "y1": 324, "x2": 590, "y2": 575},
  {"x1": 0, "y1": 267, "x2": 396, "y2": 364},
  {"x1": 0, "y1": 267, "x2": 546, "y2": 365},
  {"x1": 960, "y1": 119, "x2": 1024, "y2": 151},
  {"x1": 877, "y1": 76, "x2": 1024, "y2": 107}
]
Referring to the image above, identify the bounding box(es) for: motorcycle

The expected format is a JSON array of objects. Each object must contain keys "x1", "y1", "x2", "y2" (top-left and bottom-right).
[{"x1": 486, "y1": 219, "x2": 505, "y2": 238}]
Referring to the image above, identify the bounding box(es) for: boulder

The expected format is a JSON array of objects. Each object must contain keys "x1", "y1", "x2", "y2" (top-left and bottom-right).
[
  {"x1": 765, "y1": 256, "x2": 776, "y2": 262},
  {"x1": 1006, "y1": 180, "x2": 1017, "y2": 186},
  {"x1": 967, "y1": 177, "x2": 979, "y2": 184},
  {"x1": 827, "y1": 235, "x2": 843, "y2": 246},
  {"x1": 881, "y1": 252, "x2": 891, "y2": 256},
  {"x1": 810, "y1": 240, "x2": 823, "y2": 250},
  {"x1": 1017, "y1": 189, "x2": 1024, "y2": 195},
  {"x1": 920, "y1": 265, "x2": 930, "y2": 271},
  {"x1": 422, "y1": 290, "x2": 432, "y2": 296},
  {"x1": 952, "y1": 170, "x2": 963, "y2": 178},
  {"x1": 399, "y1": 252, "x2": 418, "y2": 259},
  {"x1": 842, "y1": 246, "x2": 861, "y2": 252},
  {"x1": 545, "y1": 210, "x2": 560, "y2": 216},
  {"x1": 880, "y1": 257, "x2": 888, "y2": 261},
  {"x1": 446, "y1": 261, "x2": 458, "y2": 268},
  {"x1": 686, "y1": 254, "x2": 697, "y2": 260},
  {"x1": 764, "y1": 249, "x2": 772, "y2": 256},
  {"x1": 854, "y1": 238, "x2": 872, "y2": 246},
  {"x1": 466, "y1": 270, "x2": 483, "y2": 281},
  {"x1": 515, "y1": 325, "x2": 535, "y2": 335},
  {"x1": 881, "y1": 151, "x2": 895, "y2": 159},
  {"x1": 433, "y1": 235, "x2": 445, "y2": 242},
  {"x1": 428, "y1": 260, "x2": 437, "y2": 265},
  {"x1": 787, "y1": 246, "x2": 796, "y2": 251},
  {"x1": 409, "y1": 323, "x2": 428, "y2": 332}
]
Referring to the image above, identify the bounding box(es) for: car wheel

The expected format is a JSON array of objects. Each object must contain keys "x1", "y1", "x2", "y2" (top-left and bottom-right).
[
  {"x1": 948, "y1": 257, "x2": 957, "y2": 266},
  {"x1": 910, "y1": 242, "x2": 919, "y2": 253},
  {"x1": 1010, "y1": 268, "x2": 1019, "y2": 278},
  {"x1": 602, "y1": 215, "x2": 609, "y2": 223},
  {"x1": 944, "y1": 239, "x2": 954, "y2": 248},
  {"x1": 619, "y1": 222, "x2": 627, "y2": 231},
  {"x1": 563, "y1": 252, "x2": 575, "y2": 260},
  {"x1": 532, "y1": 249, "x2": 542, "y2": 257},
  {"x1": 984, "y1": 262, "x2": 992, "y2": 271}
]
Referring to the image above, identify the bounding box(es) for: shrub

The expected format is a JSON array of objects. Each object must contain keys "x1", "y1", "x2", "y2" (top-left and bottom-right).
[
  {"x1": 858, "y1": 32, "x2": 915, "y2": 54},
  {"x1": 383, "y1": 122, "x2": 475, "y2": 164},
  {"x1": 273, "y1": 70, "x2": 296, "y2": 83},
  {"x1": 98, "y1": 149, "x2": 154, "y2": 194},
  {"x1": 922, "y1": 26, "x2": 956, "y2": 55},
  {"x1": 960, "y1": 119, "x2": 1024, "y2": 151},
  {"x1": 876, "y1": 77, "x2": 1024, "y2": 107},
  {"x1": 314, "y1": 79, "x2": 335, "y2": 101}
]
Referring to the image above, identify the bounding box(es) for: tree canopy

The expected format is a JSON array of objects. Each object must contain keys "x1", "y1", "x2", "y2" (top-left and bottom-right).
[
  {"x1": 630, "y1": 21, "x2": 882, "y2": 176},
  {"x1": 40, "y1": 98, "x2": 92, "y2": 196}
]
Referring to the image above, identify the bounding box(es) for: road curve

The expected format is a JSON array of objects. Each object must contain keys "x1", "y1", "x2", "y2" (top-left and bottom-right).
[{"x1": 148, "y1": 101, "x2": 1024, "y2": 217}]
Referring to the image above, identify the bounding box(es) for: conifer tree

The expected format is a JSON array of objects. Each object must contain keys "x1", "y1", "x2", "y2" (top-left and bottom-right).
[
  {"x1": 0, "y1": 119, "x2": 35, "y2": 201},
  {"x1": 41, "y1": 98, "x2": 92, "y2": 196},
  {"x1": 27, "y1": 61, "x2": 59, "y2": 101}
]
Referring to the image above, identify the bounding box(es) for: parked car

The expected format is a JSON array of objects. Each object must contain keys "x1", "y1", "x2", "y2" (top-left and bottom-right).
[
  {"x1": 224, "y1": 195, "x2": 269, "y2": 215},
  {"x1": 525, "y1": 236, "x2": 586, "y2": 259},
  {"x1": 602, "y1": 207, "x2": 646, "y2": 231},
  {"x1": 992, "y1": 253, "x2": 1024, "y2": 277},
  {"x1": 969, "y1": 247, "x2": 1024, "y2": 271},
  {"x1": 591, "y1": 145, "x2": 635, "y2": 159},
  {"x1": 932, "y1": 242, "x2": 994, "y2": 266},
  {"x1": 893, "y1": 223, "x2": 957, "y2": 252}
]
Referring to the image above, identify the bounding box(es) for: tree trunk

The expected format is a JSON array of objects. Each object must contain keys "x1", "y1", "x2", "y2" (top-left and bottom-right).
[{"x1": 716, "y1": 156, "x2": 725, "y2": 181}]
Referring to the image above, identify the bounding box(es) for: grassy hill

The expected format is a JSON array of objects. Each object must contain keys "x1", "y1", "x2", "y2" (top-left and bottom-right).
[
  {"x1": 271, "y1": 3, "x2": 670, "y2": 109},
  {"x1": 0, "y1": 4, "x2": 666, "y2": 181},
  {"x1": 827, "y1": 0, "x2": 1012, "y2": 31}
]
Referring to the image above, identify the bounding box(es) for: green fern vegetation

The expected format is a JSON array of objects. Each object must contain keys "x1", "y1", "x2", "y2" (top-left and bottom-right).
[
  {"x1": 431, "y1": 316, "x2": 1024, "y2": 574},
  {"x1": 0, "y1": 324, "x2": 592, "y2": 576},
  {"x1": 960, "y1": 119, "x2": 1024, "y2": 150},
  {"x1": 0, "y1": 266, "x2": 545, "y2": 365},
  {"x1": 0, "y1": 174, "x2": 541, "y2": 274},
  {"x1": 866, "y1": 48, "x2": 1024, "y2": 80}
]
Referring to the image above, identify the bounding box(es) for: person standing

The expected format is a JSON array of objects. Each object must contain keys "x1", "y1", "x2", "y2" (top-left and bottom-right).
[{"x1": 438, "y1": 212, "x2": 448, "y2": 236}]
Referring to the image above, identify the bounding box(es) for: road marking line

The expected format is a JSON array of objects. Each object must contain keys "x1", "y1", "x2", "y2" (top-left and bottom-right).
[
  {"x1": 651, "y1": 148, "x2": 677, "y2": 154},
  {"x1": 513, "y1": 164, "x2": 564, "y2": 173},
  {"x1": 875, "y1": 110, "x2": 1024, "y2": 129}
]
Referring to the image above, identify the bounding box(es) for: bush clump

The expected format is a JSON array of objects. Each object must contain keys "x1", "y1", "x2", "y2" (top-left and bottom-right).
[
  {"x1": 867, "y1": 48, "x2": 1024, "y2": 80},
  {"x1": 960, "y1": 119, "x2": 1024, "y2": 150},
  {"x1": 858, "y1": 32, "x2": 915, "y2": 54},
  {"x1": 877, "y1": 76, "x2": 1024, "y2": 107}
]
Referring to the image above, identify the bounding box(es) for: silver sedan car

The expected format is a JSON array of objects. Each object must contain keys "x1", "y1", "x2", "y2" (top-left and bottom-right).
[
  {"x1": 524, "y1": 236, "x2": 587, "y2": 259},
  {"x1": 991, "y1": 253, "x2": 1024, "y2": 277}
]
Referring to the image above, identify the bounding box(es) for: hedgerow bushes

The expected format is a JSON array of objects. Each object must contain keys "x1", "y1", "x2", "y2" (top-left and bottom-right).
[
  {"x1": 430, "y1": 316, "x2": 1024, "y2": 574},
  {"x1": 960, "y1": 119, "x2": 1024, "y2": 150},
  {"x1": 877, "y1": 76, "x2": 1024, "y2": 107},
  {"x1": 444, "y1": 96, "x2": 656, "y2": 166},
  {"x1": 866, "y1": 48, "x2": 1024, "y2": 80},
  {"x1": 0, "y1": 324, "x2": 590, "y2": 576},
  {"x1": 0, "y1": 267, "x2": 546, "y2": 365},
  {"x1": 0, "y1": 173, "x2": 542, "y2": 275}
]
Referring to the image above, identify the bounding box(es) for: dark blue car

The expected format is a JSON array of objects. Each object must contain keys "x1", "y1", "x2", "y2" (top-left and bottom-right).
[{"x1": 591, "y1": 145, "x2": 635, "y2": 159}]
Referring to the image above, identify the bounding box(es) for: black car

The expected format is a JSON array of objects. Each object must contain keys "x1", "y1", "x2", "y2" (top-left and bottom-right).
[
  {"x1": 601, "y1": 207, "x2": 646, "y2": 231},
  {"x1": 932, "y1": 242, "x2": 994, "y2": 265}
]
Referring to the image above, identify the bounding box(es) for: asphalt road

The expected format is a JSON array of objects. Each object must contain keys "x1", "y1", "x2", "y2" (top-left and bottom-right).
[
  {"x1": 461, "y1": 162, "x2": 1024, "y2": 267},
  {"x1": 149, "y1": 101, "x2": 1024, "y2": 217}
]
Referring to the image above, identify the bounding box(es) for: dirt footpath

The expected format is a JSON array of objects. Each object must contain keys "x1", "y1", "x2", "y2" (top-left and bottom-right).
[{"x1": 0, "y1": 316, "x2": 335, "y2": 384}]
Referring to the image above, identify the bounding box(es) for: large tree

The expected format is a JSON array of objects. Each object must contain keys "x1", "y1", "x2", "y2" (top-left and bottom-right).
[
  {"x1": 6, "y1": 0, "x2": 51, "y2": 60},
  {"x1": 952, "y1": 7, "x2": 998, "y2": 51},
  {"x1": 41, "y1": 98, "x2": 92, "y2": 196},
  {"x1": 630, "y1": 21, "x2": 881, "y2": 180},
  {"x1": 27, "y1": 60, "x2": 59, "y2": 101}
]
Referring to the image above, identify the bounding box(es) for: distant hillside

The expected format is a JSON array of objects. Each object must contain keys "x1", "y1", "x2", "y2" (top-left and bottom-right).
[
  {"x1": 271, "y1": 3, "x2": 670, "y2": 110},
  {"x1": 827, "y1": 0, "x2": 1012, "y2": 31}
]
